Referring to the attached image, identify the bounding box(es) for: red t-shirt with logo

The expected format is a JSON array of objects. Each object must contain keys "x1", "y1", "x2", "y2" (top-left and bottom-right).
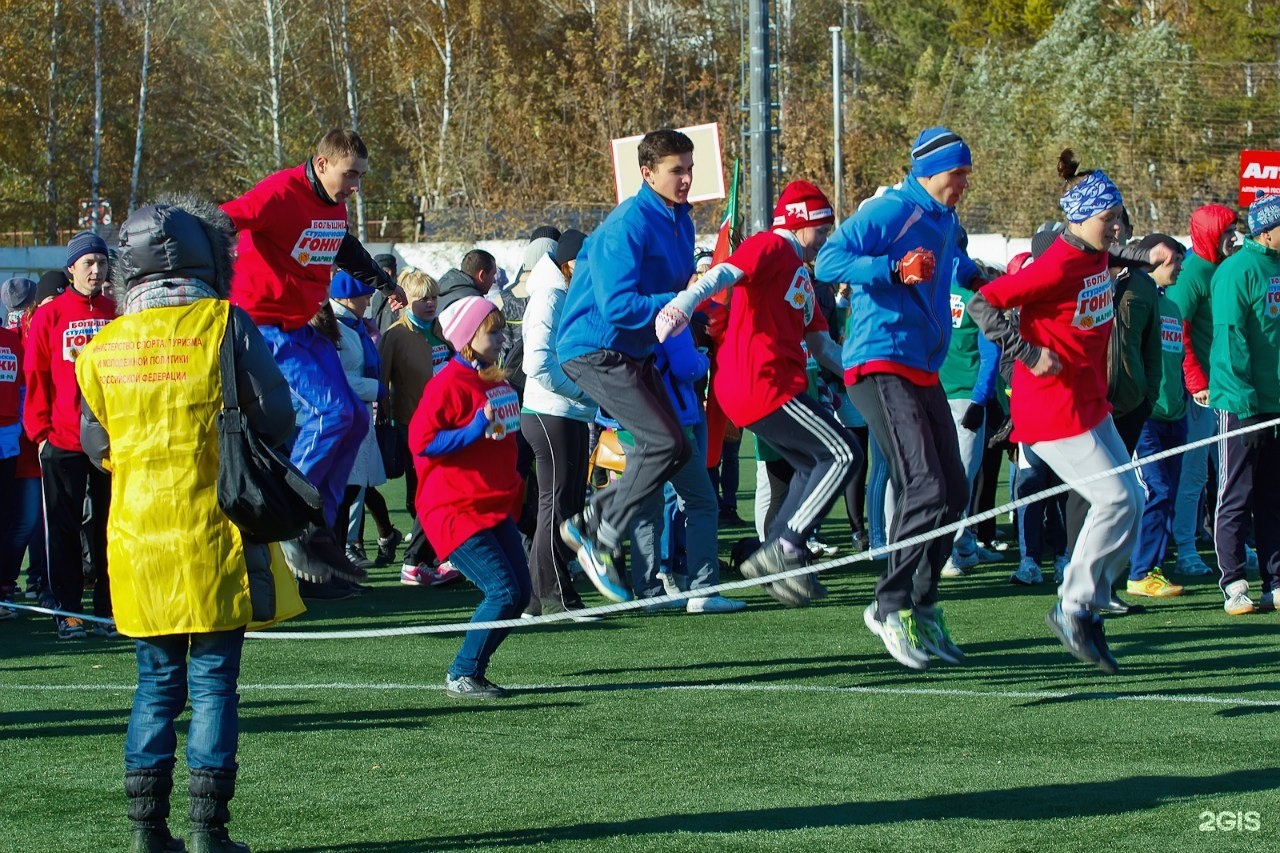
[
  {"x1": 712, "y1": 231, "x2": 828, "y2": 427},
  {"x1": 223, "y1": 163, "x2": 349, "y2": 331},
  {"x1": 22, "y1": 289, "x2": 116, "y2": 451},
  {"x1": 978, "y1": 236, "x2": 1113, "y2": 444},
  {"x1": 408, "y1": 358, "x2": 524, "y2": 558}
]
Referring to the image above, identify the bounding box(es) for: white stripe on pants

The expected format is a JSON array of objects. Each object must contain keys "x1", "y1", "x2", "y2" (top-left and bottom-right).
[{"x1": 1030, "y1": 417, "x2": 1144, "y2": 612}]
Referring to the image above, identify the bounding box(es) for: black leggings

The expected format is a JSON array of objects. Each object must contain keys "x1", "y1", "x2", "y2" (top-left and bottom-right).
[{"x1": 521, "y1": 411, "x2": 590, "y2": 614}]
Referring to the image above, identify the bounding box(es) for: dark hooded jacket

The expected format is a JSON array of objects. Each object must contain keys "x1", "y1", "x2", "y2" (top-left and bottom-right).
[
  {"x1": 81, "y1": 198, "x2": 294, "y2": 464},
  {"x1": 436, "y1": 268, "x2": 485, "y2": 315}
]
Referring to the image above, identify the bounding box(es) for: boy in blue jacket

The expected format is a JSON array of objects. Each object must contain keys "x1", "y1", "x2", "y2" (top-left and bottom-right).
[
  {"x1": 556, "y1": 129, "x2": 697, "y2": 602},
  {"x1": 814, "y1": 126, "x2": 981, "y2": 670}
]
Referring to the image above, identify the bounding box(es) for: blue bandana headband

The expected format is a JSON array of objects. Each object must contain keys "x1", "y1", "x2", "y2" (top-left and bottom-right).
[{"x1": 1059, "y1": 171, "x2": 1122, "y2": 223}]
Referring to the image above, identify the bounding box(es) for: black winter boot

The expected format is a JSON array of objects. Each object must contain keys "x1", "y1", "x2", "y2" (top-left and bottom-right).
[
  {"x1": 125, "y1": 768, "x2": 185, "y2": 852},
  {"x1": 188, "y1": 768, "x2": 250, "y2": 853}
]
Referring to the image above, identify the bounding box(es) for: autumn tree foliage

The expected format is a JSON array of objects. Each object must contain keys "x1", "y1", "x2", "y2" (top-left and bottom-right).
[{"x1": 0, "y1": 0, "x2": 1276, "y2": 244}]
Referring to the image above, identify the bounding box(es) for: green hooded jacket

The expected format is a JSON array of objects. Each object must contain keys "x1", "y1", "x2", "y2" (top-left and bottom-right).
[{"x1": 1209, "y1": 238, "x2": 1280, "y2": 418}]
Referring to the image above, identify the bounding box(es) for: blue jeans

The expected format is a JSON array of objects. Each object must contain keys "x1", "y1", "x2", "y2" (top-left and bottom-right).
[
  {"x1": 259, "y1": 324, "x2": 368, "y2": 527},
  {"x1": 710, "y1": 434, "x2": 741, "y2": 513},
  {"x1": 446, "y1": 519, "x2": 531, "y2": 679},
  {"x1": 126, "y1": 629, "x2": 245, "y2": 772},
  {"x1": 867, "y1": 434, "x2": 889, "y2": 549},
  {"x1": 1131, "y1": 416, "x2": 1187, "y2": 579},
  {"x1": 630, "y1": 424, "x2": 719, "y2": 596}
]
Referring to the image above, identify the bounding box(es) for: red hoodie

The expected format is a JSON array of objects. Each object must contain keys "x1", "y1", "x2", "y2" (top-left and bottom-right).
[
  {"x1": 1190, "y1": 204, "x2": 1238, "y2": 266},
  {"x1": 23, "y1": 288, "x2": 116, "y2": 451},
  {"x1": 223, "y1": 163, "x2": 349, "y2": 331}
]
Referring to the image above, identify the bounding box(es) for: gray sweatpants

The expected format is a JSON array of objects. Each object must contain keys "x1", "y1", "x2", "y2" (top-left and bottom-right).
[{"x1": 1029, "y1": 417, "x2": 1144, "y2": 613}]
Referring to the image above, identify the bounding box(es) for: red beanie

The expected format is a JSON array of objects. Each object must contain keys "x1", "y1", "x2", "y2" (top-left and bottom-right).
[{"x1": 772, "y1": 180, "x2": 835, "y2": 230}]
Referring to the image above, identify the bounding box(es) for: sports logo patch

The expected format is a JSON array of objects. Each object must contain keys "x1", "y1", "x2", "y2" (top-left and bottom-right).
[
  {"x1": 291, "y1": 220, "x2": 347, "y2": 267},
  {"x1": 1266, "y1": 277, "x2": 1280, "y2": 319},
  {"x1": 484, "y1": 385, "x2": 521, "y2": 440},
  {"x1": 0, "y1": 345, "x2": 17, "y2": 383},
  {"x1": 1160, "y1": 315, "x2": 1183, "y2": 353},
  {"x1": 1072, "y1": 272, "x2": 1114, "y2": 330},
  {"x1": 61, "y1": 318, "x2": 111, "y2": 362},
  {"x1": 783, "y1": 266, "x2": 816, "y2": 325},
  {"x1": 950, "y1": 292, "x2": 965, "y2": 329}
]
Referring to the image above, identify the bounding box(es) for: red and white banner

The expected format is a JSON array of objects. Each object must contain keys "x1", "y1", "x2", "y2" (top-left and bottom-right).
[{"x1": 1238, "y1": 150, "x2": 1280, "y2": 206}]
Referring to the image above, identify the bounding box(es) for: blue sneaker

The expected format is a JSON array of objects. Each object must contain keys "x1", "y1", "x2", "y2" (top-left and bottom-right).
[
  {"x1": 560, "y1": 514, "x2": 632, "y2": 603},
  {"x1": 1046, "y1": 601, "x2": 1102, "y2": 668}
]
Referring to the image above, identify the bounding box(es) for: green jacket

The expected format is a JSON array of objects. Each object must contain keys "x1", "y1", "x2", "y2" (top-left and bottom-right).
[
  {"x1": 1168, "y1": 251, "x2": 1216, "y2": 389},
  {"x1": 1107, "y1": 268, "x2": 1161, "y2": 418},
  {"x1": 1151, "y1": 291, "x2": 1188, "y2": 422},
  {"x1": 1209, "y1": 238, "x2": 1280, "y2": 418}
]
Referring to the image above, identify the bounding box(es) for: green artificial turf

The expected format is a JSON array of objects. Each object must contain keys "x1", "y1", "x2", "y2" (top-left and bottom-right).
[{"x1": 2, "y1": 476, "x2": 1278, "y2": 853}]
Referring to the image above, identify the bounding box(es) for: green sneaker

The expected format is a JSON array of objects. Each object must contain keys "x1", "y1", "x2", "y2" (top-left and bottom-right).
[
  {"x1": 863, "y1": 604, "x2": 929, "y2": 670},
  {"x1": 912, "y1": 606, "x2": 965, "y2": 664}
]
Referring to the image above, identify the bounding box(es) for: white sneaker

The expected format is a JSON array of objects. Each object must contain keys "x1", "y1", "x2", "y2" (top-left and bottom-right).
[
  {"x1": 1224, "y1": 579, "x2": 1255, "y2": 616},
  {"x1": 1010, "y1": 558, "x2": 1043, "y2": 586},
  {"x1": 659, "y1": 572, "x2": 685, "y2": 596},
  {"x1": 807, "y1": 537, "x2": 839, "y2": 557},
  {"x1": 940, "y1": 558, "x2": 966, "y2": 578},
  {"x1": 686, "y1": 594, "x2": 747, "y2": 614}
]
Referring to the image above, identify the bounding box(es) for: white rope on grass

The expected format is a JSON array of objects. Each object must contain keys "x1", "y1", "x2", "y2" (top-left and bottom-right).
[{"x1": 5, "y1": 414, "x2": 1275, "y2": 638}]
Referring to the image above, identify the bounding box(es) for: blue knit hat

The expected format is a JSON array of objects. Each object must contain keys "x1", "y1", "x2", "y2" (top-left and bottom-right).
[
  {"x1": 66, "y1": 230, "x2": 109, "y2": 268},
  {"x1": 909, "y1": 127, "x2": 972, "y2": 178},
  {"x1": 329, "y1": 270, "x2": 375, "y2": 299},
  {"x1": 1247, "y1": 192, "x2": 1280, "y2": 238}
]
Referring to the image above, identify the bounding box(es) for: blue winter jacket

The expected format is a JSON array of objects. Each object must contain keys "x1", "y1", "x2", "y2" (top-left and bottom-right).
[
  {"x1": 556, "y1": 182, "x2": 695, "y2": 363},
  {"x1": 655, "y1": 328, "x2": 709, "y2": 428},
  {"x1": 813, "y1": 176, "x2": 979, "y2": 375}
]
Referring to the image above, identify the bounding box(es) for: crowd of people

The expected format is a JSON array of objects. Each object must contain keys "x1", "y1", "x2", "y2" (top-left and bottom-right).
[{"x1": 2, "y1": 125, "x2": 1278, "y2": 852}]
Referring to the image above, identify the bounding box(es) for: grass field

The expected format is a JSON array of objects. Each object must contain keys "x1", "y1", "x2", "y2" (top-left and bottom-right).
[{"x1": 2, "y1": 474, "x2": 1278, "y2": 853}]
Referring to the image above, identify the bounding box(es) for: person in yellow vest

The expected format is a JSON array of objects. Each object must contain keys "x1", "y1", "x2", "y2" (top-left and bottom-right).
[{"x1": 76, "y1": 198, "x2": 299, "y2": 853}]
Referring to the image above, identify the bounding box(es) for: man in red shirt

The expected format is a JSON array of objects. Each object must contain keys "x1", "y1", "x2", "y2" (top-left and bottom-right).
[
  {"x1": 222, "y1": 129, "x2": 404, "y2": 583},
  {"x1": 23, "y1": 231, "x2": 117, "y2": 638},
  {"x1": 658, "y1": 181, "x2": 858, "y2": 607}
]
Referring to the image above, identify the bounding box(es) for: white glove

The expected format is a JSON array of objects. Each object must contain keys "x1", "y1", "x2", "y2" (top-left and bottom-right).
[{"x1": 655, "y1": 304, "x2": 690, "y2": 343}]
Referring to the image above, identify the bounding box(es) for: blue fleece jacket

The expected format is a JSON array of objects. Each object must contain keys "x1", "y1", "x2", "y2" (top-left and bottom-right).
[
  {"x1": 556, "y1": 182, "x2": 695, "y2": 363},
  {"x1": 813, "y1": 177, "x2": 979, "y2": 375},
  {"x1": 655, "y1": 328, "x2": 709, "y2": 427}
]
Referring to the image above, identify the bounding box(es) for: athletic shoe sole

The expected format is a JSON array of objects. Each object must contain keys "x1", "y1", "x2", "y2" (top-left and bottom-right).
[
  {"x1": 739, "y1": 545, "x2": 811, "y2": 608},
  {"x1": 863, "y1": 604, "x2": 928, "y2": 670},
  {"x1": 1045, "y1": 608, "x2": 1102, "y2": 666},
  {"x1": 560, "y1": 518, "x2": 631, "y2": 603}
]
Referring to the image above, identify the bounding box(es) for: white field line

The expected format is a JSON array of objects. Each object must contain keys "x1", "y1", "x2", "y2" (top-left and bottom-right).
[{"x1": 2, "y1": 680, "x2": 1278, "y2": 707}]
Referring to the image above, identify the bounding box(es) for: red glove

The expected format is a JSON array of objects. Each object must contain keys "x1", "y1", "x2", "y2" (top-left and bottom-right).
[{"x1": 896, "y1": 247, "x2": 936, "y2": 285}]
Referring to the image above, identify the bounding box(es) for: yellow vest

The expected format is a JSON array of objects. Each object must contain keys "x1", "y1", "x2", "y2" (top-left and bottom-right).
[{"x1": 76, "y1": 299, "x2": 302, "y2": 636}]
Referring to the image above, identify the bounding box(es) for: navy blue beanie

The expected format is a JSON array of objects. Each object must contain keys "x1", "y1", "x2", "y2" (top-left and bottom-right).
[
  {"x1": 909, "y1": 127, "x2": 972, "y2": 178},
  {"x1": 66, "y1": 230, "x2": 109, "y2": 268}
]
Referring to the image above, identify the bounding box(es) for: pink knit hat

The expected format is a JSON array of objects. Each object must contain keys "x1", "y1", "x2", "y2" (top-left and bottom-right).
[{"x1": 439, "y1": 295, "x2": 497, "y2": 351}]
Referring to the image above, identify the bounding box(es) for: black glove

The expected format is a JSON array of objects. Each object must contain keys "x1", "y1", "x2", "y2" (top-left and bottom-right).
[
  {"x1": 960, "y1": 403, "x2": 985, "y2": 432},
  {"x1": 1240, "y1": 414, "x2": 1276, "y2": 452}
]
